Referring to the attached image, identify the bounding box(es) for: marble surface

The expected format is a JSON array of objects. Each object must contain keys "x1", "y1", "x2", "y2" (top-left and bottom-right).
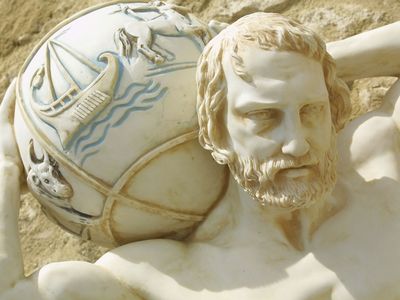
[{"x1": 0, "y1": 9, "x2": 400, "y2": 300}]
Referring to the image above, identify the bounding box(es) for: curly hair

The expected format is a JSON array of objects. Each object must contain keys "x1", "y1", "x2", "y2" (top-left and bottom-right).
[{"x1": 197, "y1": 13, "x2": 351, "y2": 164}]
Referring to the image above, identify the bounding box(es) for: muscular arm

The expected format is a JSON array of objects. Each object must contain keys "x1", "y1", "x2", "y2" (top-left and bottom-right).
[
  {"x1": 1, "y1": 261, "x2": 141, "y2": 300},
  {"x1": 0, "y1": 162, "x2": 23, "y2": 291},
  {"x1": 0, "y1": 82, "x2": 143, "y2": 299},
  {"x1": 327, "y1": 22, "x2": 400, "y2": 81},
  {"x1": 0, "y1": 80, "x2": 24, "y2": 293},
  {"x1": 328, "y1": 22, "x2": 400, "y2": 164}
]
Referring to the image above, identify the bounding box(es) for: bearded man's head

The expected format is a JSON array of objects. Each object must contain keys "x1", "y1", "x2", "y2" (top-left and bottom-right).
[{"x1": 196, "y1": 13, "x2": 351, "y2": 209}]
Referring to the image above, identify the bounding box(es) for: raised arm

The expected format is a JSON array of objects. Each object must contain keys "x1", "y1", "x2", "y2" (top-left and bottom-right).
[
  {"x1": 0, "y1": 82, "x2": 142, "y2": 300},
  {"x1": 0, "y1": 79, "x2": 24, "y2": 293},
  {"x1": 327, "y1": 22, "x2": 400, "y2": 82}
]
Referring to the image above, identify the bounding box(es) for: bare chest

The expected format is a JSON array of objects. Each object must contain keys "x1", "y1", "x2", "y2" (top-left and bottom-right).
[
  {"x1": 101, "y1": 178, "x2": 400, "y2": 300},
  {"x1": 125, "y1": 239, "x2": 400, "y2": 300}
]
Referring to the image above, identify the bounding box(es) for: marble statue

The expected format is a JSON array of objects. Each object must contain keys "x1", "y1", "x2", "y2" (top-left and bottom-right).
[{"x1": 1, "y1": 11, "x2": 400, "y2": 300}]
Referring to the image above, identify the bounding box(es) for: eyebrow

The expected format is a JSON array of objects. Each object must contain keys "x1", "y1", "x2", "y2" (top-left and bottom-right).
[
  {"x1": 235, "y1": 99, "x2": 283, "y2": 113},
  {"x1": 235, "y1": 98, "x2": 329, "y2": 113}
]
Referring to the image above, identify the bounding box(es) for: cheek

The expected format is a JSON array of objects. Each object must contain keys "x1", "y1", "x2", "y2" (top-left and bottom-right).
[
  {"x1": 226, "y1": 113, "x2": 247, "y2": 144},
  {"x1": 308, "y1": 122, "x2": 332, "y2": 152},
  {"x1": 250, "y1": 138, "x2": 279, "y2": 158},
  {"x1": 307, "y1": 106, "x2": 333, "y2": 149}
]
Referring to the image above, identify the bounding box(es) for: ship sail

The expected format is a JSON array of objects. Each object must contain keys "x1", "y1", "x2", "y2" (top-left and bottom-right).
[{"x1": 30, "y1": 39, "x2": 119, "y2": 148}]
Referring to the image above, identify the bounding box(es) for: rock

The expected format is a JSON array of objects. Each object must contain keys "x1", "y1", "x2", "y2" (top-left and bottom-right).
[
  {"x1": 350, "y1": 78, "x2": 397, "y2": 119},
  {"x1": 295, "y1": 4, "x2": 390, "y2": 41},
  {"x1": 15, "y1": 34, "x2": 32, "y2": 46},
  {"x1": 197, "y1": 0, "x2": 294, "y2": 22}
]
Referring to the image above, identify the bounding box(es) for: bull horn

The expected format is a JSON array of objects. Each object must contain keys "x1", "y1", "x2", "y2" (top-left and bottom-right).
[
  {"x1": 43, "y1": 148, "x2": 50, "y2": 164},
  {"x1": 28, "y1": 139, "x2": 44, "y2": 164}
]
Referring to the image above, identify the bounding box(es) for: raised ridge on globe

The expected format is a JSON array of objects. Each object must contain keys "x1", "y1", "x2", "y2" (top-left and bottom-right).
[{"x1": 14, "y1": 1, "x2": 228, "y2": 247}]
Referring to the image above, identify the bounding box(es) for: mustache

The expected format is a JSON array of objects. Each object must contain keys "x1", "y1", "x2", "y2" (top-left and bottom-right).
[{"x1": 259, "y1": 152, "x2": 319, "y2": 181}]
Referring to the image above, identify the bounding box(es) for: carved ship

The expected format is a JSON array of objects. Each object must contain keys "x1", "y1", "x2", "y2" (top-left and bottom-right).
[{"x1": 30, "y1": 39, "x2": 119, "y2": 148}]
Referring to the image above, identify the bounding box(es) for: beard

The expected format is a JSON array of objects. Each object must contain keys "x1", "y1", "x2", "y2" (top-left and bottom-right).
[{"x1": 227, "y1": 130, "x2": 337, "y2": 210}]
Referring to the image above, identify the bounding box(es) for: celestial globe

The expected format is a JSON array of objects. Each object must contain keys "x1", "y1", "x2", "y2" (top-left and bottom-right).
[{"x1": 14, "y1": 1, "x2": 228, "y2": 247}]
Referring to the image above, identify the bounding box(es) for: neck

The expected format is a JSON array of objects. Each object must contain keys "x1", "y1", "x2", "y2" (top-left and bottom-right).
[{"x1": 191, "y1": 175, "x2": 343, "y2": 251}]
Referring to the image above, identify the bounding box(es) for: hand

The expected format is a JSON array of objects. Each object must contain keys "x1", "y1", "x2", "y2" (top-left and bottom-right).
[{"x1": 0, "y1": 79, "x2": 21, "y2": 168}]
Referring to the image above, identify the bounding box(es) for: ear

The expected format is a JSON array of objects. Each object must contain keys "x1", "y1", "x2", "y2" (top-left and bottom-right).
[
  {"x1": 208, "y1": 108, "x2": 234, "y2": 165},
  {"x1": 209, "y1": 127, "x2": 234, "y2": 165},
  {"x1": 28, "y1": 173, "x2": 40, "y2": 186},
  {"x1": 49, "y1": 155, "x2": 58, "y2": 167}
]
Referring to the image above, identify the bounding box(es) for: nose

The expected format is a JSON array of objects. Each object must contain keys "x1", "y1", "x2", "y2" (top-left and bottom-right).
[
  {"x1": 281, "y1": 117, "x2": 310, "y2": 157},
  {"x1": 282, "y1": 137, "x2": 310, "y2": 157}
]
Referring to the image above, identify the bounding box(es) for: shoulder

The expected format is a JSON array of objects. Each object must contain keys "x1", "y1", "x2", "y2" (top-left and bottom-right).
[
  {"x1": 96, "y1": 239, "x2": 197, "y2": 296},
  {"x1": 98, "y1": 239, "x2": 188, "y2": 266},
  {"x1": 96, "y1": 239, "x2": 222, "y2": 287},
  {"x1": 96, "y1": 239, "x2": 190, "y2": 280},
  {"x1": 337, "y1": 79, "x2": 400, "y2": 180}
]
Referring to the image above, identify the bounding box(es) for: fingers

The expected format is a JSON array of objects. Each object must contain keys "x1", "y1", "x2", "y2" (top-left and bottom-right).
[{"x1": 0, "y1": 78, "x2": 17, "y2": 123}]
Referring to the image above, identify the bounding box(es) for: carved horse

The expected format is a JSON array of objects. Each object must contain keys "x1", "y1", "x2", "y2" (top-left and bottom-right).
[{"x1": 114, "y1": 1, "x2": 212, "y2": 64}]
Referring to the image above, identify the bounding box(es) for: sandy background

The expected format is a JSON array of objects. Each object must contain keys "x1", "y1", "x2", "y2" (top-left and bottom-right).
[{"x1": 0, "y1": 0, "x2": 399, "y2": 275}]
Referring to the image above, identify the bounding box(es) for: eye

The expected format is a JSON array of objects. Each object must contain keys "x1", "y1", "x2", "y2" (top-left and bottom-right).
[
  {"x1": 245, "y1": 108, "x2": 281, "y2": 133},
  {"x1": 300, "y1": 103, "x2": 326, "y2": 125},
  {"x1": 44, "y1": 179, "x2": 50, "y2": 184},
  {"x1": 245, "y1": 109, "x2": 280, "y2": 121}
]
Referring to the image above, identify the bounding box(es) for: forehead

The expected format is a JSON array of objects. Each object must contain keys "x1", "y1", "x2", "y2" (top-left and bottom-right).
[{"x1": 223, "y1": 46, "x2": 329, "y2": 109}]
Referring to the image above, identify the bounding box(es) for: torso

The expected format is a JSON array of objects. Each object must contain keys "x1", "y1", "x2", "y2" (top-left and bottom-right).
[
  {"x1": 97, "y1": 80, "x2": 400, "y2": 300},
  {"x1": 98, "y1": 180, "x2": 400, "y2": 300}
]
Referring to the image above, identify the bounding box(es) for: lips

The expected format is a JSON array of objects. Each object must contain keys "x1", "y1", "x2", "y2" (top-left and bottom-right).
[{"x1": 278, "y1": 164, "x2": 316, "y2": 178}]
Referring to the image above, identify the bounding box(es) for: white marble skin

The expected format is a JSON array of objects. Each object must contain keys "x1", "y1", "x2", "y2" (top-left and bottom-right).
[{"x1": 1, "y1": 18, "x2": 400, "y2": 300}]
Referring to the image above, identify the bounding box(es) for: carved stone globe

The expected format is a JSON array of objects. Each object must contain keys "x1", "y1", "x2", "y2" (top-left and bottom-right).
[{"x1": 14, "y1": 1, "x2": 227, "y2": 247}]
